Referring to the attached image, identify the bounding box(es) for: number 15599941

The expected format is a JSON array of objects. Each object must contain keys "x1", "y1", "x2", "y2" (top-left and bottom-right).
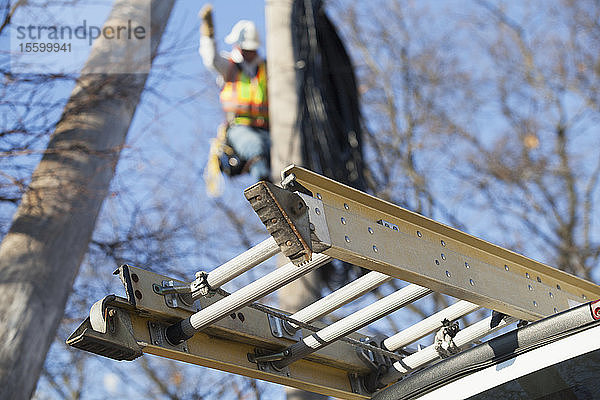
[{"x1": 19, "y1": 42, "x2": 71, "y2": 52}]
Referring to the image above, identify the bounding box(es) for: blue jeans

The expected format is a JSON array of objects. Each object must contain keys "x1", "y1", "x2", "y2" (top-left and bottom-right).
[{"x1": 227, "y1": 124, "x2": 271, "y2": 180}]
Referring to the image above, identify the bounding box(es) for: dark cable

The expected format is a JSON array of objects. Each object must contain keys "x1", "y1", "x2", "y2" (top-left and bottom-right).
[
  {"x1": 292, "y1": 0, "x2": 368, "y2": 289},
  {"x1": 292, "y1": 0, "x2": 367, "y2": 191}
]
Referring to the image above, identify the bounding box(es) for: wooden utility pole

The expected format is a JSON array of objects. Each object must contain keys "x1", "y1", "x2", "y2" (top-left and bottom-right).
[
  {"x1": 0, "y1": 1, "x2": 175, "y2": 398},
  {"x1": 266, "y1": 0, "x2": 301, "y2": 178},
  {"x1": 265, "y1": 1, "x2": 327, "y2": 399}
]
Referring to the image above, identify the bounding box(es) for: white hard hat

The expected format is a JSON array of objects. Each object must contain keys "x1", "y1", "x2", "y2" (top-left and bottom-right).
[{"x1": 225, "y1": 20, "x2": 260, "y2": 50}]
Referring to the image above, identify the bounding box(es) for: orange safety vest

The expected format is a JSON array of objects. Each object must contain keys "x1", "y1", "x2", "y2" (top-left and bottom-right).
[{"x1": 219, "y1": 61, "x2": 269, "y2": 129}]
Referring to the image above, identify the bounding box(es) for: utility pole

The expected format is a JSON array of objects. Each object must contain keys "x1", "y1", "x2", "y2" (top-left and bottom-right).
[
  {"x1": 0, "y1": 1, "x2": 175, "y2": 398},
  {"x1": 265, "y1": 1, "x2": 327, "y2": 399}
]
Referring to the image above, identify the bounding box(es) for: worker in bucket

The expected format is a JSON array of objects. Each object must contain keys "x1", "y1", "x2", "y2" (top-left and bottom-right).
[{"x1": 199, "y1": 4, "x2": 270, "y2": 188}]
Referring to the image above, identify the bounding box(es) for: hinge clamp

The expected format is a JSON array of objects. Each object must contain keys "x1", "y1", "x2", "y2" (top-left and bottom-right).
[
  {"x1": 356, "y1": 335, "x2": 394, "y2": 393},
  {"x1": 247, "y1": 348, "x2": 291, "y2": 377},
  {"x1": 152, "y1": 280, "x2": 197, "y2": 312},
  {"x1": 267, "y1": 314, "x2": 302, "y2": 341}
]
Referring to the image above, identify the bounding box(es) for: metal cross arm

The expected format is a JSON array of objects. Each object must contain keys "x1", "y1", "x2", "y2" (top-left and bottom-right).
[{"x1": 254, "y1": 165, "x2": 600, "y2": 321}]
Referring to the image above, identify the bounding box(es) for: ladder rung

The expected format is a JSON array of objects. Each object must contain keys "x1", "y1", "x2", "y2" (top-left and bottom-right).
[
  {"x1": 289, "y1": 270, "x2": 392, "y2": 326},
  {"x1": 188, "y1": 253, "x2": 331, "y2": 331},
  {"x1": 273, "y1": 284, "x2": 431, "y2": 369},
  {"x1": 202, "y1": 236, "x2": 280, "y2": 290}
]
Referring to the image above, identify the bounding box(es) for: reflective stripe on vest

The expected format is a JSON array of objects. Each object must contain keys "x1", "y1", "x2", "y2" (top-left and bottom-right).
[{"x1": 219, "y1": 62, "x2": 268, "y2": 127}]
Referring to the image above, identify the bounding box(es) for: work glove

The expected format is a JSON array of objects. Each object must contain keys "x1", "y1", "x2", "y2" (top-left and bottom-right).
[{"x1": 199, "y1": 4, "x2": 214, "y2": 38}]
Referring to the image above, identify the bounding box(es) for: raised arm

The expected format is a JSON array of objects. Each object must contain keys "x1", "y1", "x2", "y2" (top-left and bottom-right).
[{"x1": 198, "y1": 4, "x2": 229, "y2": 77}]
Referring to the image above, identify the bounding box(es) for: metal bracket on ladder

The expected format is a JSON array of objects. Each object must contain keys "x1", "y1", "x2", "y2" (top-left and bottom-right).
[
  {"x1": 148, "y1": 321, "x2": 190, "y2": 353},
  {"x1": 244, "y1": 180, "x2": 314, "y2": 265},
  {"x1": 267, "y1": 314, "x2": 302, "y2": 341},
  {"x1": 247, "y1": 348, "x2": 292, "y2": 378},
  {"x1": 348, "y1": 372, "x2": 374, "y2": 397},
  {"x1": 152, "y1": 280, "x2": 198, "y2": 312},
  {"x1": 67, "y1": 295, "x2": 142, "y2": 361},
  {"x1": 354, "y1": 335, "x2": 394, "y2": 394}
]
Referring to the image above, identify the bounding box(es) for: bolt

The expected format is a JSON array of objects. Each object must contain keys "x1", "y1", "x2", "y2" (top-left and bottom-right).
[
  {"x1": 309, "y1": 223, "x2": 315, "y2": 231},
  {"x1": 283, "y1": 349, "x2": 291, "y2": 356}
]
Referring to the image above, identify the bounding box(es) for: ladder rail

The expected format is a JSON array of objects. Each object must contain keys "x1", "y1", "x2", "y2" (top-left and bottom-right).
[{"x1": 270, "y1": 166, "x2": 600, "y2": 321}]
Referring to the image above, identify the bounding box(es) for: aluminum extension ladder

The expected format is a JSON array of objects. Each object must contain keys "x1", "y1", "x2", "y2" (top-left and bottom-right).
[{"x1": 68, "y1": 165, "x2": 600, "y2": 399}]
